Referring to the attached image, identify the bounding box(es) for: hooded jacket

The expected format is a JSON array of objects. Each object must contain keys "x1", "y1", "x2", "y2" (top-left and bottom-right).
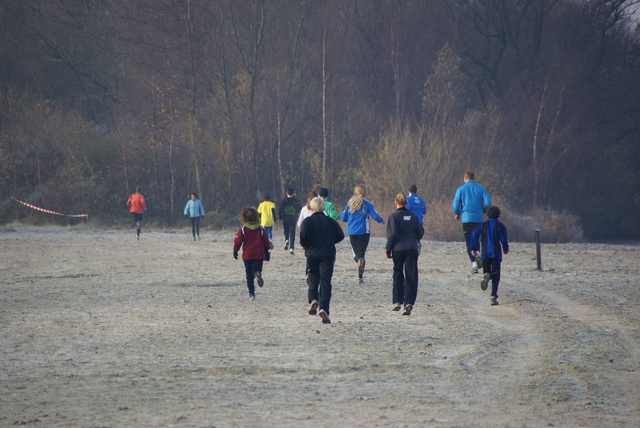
[
  {"x1": 233, "y1": 223, "x2": 271, "y2": 261},
  {"x1": 278, "y1": 196, "x2": 302, "y2": 220}
]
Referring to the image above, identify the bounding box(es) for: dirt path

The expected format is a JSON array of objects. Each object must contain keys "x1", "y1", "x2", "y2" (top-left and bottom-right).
[{"x1": 0, "y1": 226, "x2": 638, "y2": 427}]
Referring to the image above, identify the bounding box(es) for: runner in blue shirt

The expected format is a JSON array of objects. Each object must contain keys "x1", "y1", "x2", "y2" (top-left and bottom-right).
[
  {"x1": 406, "y1": 184, "x2": 427, "y2": 225},
  {"x1": 452, "y1": 171, "x2": 492, "y2": 273},
  {"x1": 341, "y1": 185, "x2": 384, "y2": 283},
  {"x1": 406, "y1": 184, "x2": 427, "y2": 256}
]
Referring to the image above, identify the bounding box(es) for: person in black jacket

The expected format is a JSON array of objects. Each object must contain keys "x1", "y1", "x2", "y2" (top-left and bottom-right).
[
  {"x1": 386, "y1": 193, "x2": 424, "y2": 316},
  {"x1": 278, "y1": 188, "x2": 302, "y2": 254},
  {"x1": 300, "y1": 197, "x2": 345, "y2": 324}
]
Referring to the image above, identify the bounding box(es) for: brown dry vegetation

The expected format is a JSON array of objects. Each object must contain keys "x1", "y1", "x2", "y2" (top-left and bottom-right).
[{"x1": 2, "y1": 1, "x2": 639, "y2": 240}]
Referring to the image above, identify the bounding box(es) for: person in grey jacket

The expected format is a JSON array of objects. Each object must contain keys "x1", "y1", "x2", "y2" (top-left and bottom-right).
[
  {"x1": 300, "y1": 197, "x2": 345, "y2": 324},
  {"x1": 386, "y1": 193, "x2": 424, "y2": 316}
]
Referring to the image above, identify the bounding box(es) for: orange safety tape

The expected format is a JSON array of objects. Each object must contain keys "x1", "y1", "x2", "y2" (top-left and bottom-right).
[{"x1": 12, "y1": 197, "x2": 88, "y2": 218}]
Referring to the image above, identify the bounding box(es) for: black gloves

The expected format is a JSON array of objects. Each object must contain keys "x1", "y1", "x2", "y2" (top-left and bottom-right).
[
  {"x1": 265, "y1": 251, "x2": 271, "y2": 262},
  {"x1": 233, "y1": 251, "x2": 238, "y2": 260}
]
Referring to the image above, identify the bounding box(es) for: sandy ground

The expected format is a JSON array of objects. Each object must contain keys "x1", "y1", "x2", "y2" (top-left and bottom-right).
[{"x1": 0, "y1": 224, "x2": 638, "y2": 427}]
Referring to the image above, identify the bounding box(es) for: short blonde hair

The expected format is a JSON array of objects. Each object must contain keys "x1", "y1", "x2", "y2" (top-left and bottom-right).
[
  {"x1": 395, "y1": 193, "x2": 407, "y2": 207},
  {"x1": 308, "y1": 197, "x2": 325, "y2": 213}
]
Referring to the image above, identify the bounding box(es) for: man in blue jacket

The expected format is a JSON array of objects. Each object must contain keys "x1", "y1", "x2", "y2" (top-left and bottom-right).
[{"x1": 452, "y1": 171, "x2": 492, "y2": 273}]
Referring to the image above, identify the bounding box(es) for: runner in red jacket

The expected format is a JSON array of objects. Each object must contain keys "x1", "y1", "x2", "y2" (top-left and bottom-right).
[{"x1": 233, "y1": 207, "x2": 271, "y2": 300}]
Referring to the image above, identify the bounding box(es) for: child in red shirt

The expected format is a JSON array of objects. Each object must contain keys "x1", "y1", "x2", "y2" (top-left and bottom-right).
[{"x1": 233, "y1": 207, "x2": 271, "y2": 300}]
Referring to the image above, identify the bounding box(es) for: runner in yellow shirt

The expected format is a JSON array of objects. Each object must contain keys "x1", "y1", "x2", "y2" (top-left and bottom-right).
[{"x1": 257, "y1": 193, "x2": 276, "y2": 249}]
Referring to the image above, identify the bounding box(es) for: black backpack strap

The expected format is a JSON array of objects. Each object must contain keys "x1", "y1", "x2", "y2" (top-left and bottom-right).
[
  {"x1": 494, "y1": 220, "x2": 501, "y2": 252},
  {"x1": 481, "y1": 222, "x2": 488, "y2": 256}
]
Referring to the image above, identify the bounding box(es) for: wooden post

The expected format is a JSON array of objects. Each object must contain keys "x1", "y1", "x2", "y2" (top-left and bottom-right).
[{"x1": 534, "y1": 229, "x2": 542, "y2": 271}]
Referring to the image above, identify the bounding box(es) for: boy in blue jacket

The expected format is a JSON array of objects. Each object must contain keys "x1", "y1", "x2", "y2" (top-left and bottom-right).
[
  {"x1": 406, "y1": 184, "x2": 427, "y2": 225},
  {"x1": 470, "y1": 206, "x2": 509, "y2": 306}
]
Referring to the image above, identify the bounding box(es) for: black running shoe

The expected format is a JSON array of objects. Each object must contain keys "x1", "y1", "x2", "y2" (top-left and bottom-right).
[
  {"x1": 480, "y1": 272, "x2": 490, "y2": 291},
  {"x1": 318, "y1": 309, "x2": 331, "y2": 324}
]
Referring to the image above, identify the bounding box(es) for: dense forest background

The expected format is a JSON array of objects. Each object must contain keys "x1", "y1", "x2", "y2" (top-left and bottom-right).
[{"x1": 1, "y1": 0, "x2": 639, "y2": 240}]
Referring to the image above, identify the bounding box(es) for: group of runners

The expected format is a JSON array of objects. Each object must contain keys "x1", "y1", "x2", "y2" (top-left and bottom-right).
[{"x1": 127, "y1": 171, "x2": 509, "y2": 324}]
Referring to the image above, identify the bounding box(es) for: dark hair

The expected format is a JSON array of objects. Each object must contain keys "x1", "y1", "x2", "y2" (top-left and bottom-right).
[
  {"x1": 191, "y1": 192, "x2": 199, "y2": 199},
  {"x1": 306, "y1": 191, "x2": 318, "y2": 208},
  {"x1": 286, "y1": 187, "x2": 295, "y2": 196},
  {"x1": 465, "y1": 171, "x2": 475, "y2": 180},
  {"x1": 136, "y1": 186, "x2": 142, "y2": 193},
  {"x1": 264, "y1": 193, "x2": 271, "y2": 201},
  {"x1": 240, "y1": 207, "x2": 259, "y2": 223},
  {"x1": 319, "y1": 188, "x2": 329, "y2": 198},
  {"x1": 408, "y1": 184, "x2": 417, "y2": 193},
  {"x1": 487, "y1": 206, "x2": 501, "y2": 219}
]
